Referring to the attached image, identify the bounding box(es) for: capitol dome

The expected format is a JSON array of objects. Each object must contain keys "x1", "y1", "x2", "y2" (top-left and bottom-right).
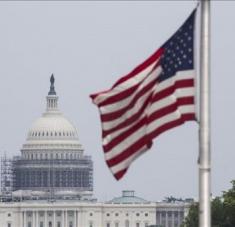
[
  {"x1": 12, "y1": 75, "x2": 93, "y2": 198},
  {"x1": 21, "y1": 74, "x2": 82, "y2": 153},
  {"x1": 27, "y1": 112, "x2": 79, "y2": 141}
]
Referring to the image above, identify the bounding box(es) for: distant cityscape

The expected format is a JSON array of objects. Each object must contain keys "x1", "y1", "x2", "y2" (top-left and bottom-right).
[{"x1": 0, "y1": 76, "x2": 194, "y2": 227}]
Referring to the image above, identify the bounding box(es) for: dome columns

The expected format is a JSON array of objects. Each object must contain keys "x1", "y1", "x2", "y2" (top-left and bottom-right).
[{"x1": 46, "y1": 95, "x2": 59, "y2": 112}]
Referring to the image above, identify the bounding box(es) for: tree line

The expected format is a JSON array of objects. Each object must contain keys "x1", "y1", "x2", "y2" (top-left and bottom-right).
[{"x1": 183, "y1": 180, "x2": 235, "y2": 227}]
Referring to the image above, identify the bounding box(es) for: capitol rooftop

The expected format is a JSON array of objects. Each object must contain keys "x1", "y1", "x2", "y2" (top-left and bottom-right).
[
  {"x1": 1, "y1": 75, "x2": 93, "y2": 201},
  {"x1": 108, "y1": 190, "x2": 149, "y2": 204}
]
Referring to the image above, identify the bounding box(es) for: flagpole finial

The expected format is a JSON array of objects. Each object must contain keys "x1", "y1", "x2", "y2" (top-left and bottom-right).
[{"x1": 196, "y1": 1, "x2": 200, "y2": 8}]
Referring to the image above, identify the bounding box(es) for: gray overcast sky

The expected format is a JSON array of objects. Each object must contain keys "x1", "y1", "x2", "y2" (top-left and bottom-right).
[{"x1": 0, "y1": 1, "x2": 234, "y2": 202}]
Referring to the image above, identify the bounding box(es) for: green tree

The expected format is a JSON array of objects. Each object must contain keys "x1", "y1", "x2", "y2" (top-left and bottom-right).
[
  {"x1": 223, "y1": 180, "x2": 235, "y2": 227},
  {"x1": 183, "y1": 203, "x2": 198, "y2": 227},
  {"x1": 182, "y1": 180, "x2": 235, "y2": 227},
  {"x1": 211, "y1": 197, "x2": 224, "y2": 227}
]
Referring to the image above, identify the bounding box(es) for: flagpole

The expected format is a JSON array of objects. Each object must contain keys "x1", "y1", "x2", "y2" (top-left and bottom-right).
[{"x1": 199, "y1": 0, "x2": 211, "y2": 227}]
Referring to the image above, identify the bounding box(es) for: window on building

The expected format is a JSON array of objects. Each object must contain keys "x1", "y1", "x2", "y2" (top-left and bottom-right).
[
  {"x1": 40, "y1": 222, "x2": 43, "y2": 227},
  {"x1": 115, "y1": 213, "x2": 119, "y2": 216},
  {"x1": 7, "y1": 223, "x2": 11, "y2": 227},
  {"x1": 49, "y1": 221, "x2": 52, "y2": 227},
  {"x1": 69, "y1": 221, "x2": 73, "y2": 227},
  {"x1": 68, "y1": 211, "x2": 74, "y2": 217},
  {"x1": 125, "y1": 220, "x2": 129, "y2": 227},
  {"x1": 168, "y1": 219, "x2": 172, "y2": 227},
  {"x1": 57, "y1": 222, "x2": 61, "y2": 227},
  {"x1": 28, "y1": 222, "x2": 32, "y2": 227},
  {"x1": 106, "y1": 213, "x2": 110, "y2": 217},
  {"x1": 106, "y1": 223, "x2": 110, "y2": 227},
  {"x1": 136, "y1": 213, "x2": 140, "y2": 216},
  {"x1": 136, "y1": 223, "x2": 140, "y2": 227},
  {"x1": 115, "y1": 222, "x2": 119, "y2": 227},
  {"x1": 168, "y1": 211, "x2": 172, "y2": 217},
  {"x1": 89, "y1": 222, "x2": 93, "y2": 227},
  {"x1": 145, "y1": 223, "x2": 149, "y2": 227},
  {"x1": 145, "y1": 213, "x2": 148, "y2": 217},
  {"x1": 7, "y1": 213, "x2": 11, "y2": 217},
  {"x1": 90, "y1": 212, "x2": 93, "y2": 216},
  {"x1": 180, "y1": 211, "x2": 184, "y2": 219}
]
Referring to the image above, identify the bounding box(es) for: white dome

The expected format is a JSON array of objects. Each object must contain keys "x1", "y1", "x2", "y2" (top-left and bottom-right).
[
  {"x1": 27, "y1": 112, "x2": 79, "y2": 141},
  {"x1": 21, "y1": 79, "x2": 82, "y2": 151}
]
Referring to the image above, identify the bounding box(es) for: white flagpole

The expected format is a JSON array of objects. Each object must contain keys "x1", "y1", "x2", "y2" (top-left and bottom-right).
[{"x1": 199, "y1": 0, "x2": 211, "y2": 227}]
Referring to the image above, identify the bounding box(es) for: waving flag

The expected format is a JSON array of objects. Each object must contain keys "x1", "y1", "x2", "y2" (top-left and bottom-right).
[{"x1": 90, "y1": 9, "x2": 196, "y2": 180}]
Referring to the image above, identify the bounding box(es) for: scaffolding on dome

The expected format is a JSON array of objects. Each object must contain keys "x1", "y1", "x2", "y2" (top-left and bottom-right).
[
  {"x1": 0, "y1": 154, "x2": 93, "y2": 202},
  {"x1": 0, "y1": 154, "x2": 14, "y2": 196}
]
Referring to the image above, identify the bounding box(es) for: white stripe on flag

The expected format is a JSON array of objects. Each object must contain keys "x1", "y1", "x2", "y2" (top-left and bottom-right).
[
  {"x1": 110, "y1": 144, "x2": 149, "y2": 175},
  {"x1": 100, "y1": 66, "x2": 162, "y2": 113},
  {"x1": 92, "y1": 58, "x2": 161, "y2": 105}
]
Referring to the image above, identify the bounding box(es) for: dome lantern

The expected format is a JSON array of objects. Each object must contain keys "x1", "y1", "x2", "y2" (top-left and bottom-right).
[
  {"x1": 22, "y1": 75, "x2": 82, "y2": 149},
  {"x1": 46, "y1": 74, "x2": 58, "y2": 112}
]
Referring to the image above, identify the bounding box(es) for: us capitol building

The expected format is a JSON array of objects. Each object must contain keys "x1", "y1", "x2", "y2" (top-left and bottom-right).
[{"x1": 0, "y1": 76, "x2": 191, "y2": 227}]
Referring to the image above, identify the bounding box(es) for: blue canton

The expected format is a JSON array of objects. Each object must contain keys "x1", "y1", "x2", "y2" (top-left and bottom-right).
[{"x1": 158, "y1": 10, "x2": 195, "y2": 82}]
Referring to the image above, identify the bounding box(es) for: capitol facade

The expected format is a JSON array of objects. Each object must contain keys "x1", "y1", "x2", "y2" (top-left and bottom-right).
[
  {"x1": 0, "y1": 76, "x2": 191, "y2": 227},
  {"x1": 12, "y1": 75, "x2": 93, "y2": 200}
]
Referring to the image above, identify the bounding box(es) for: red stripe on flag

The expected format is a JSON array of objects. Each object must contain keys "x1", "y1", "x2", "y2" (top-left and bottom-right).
[
  {"x1": 103, "y1": 117, "x2": 147, "y2": 153},
  {"x1": 152, "y1": 79, "x2": 194, "y2": 103},
  {"x1": 148, "y1": 97, "x2": 194, "y2": 123},
  {"x1": 103, "y1": 97, "x2": 194, "y2": 153},
  {"x1": 98, "y1": 84, "x2": 140, "y2": 107},
  {"x1": 112, "y1": 48, "x2": 163, "y2": 88},
  {"x1": 148, "y1": 113, "x2": 195, "y2": 140},
  {"x1": 106, "y1": 135, "x2": 152, "y2": 168},
  {"x1": 106, "y1": 113, "x2": 195, "y2": 169},
  {"x1": 102, "y1": 94, "x2": 153, "y2": 138},
  {"x1": 90, "y1": 48, "x2": 164, "y2": 100},
  {"x1": 101, "y1": 78, "x2": 157, "y2": 121},
  {"x1": 102, "y1": 78, "x2": 194, "y2": 122},
  {"x1": 101, "y1": 79, "x2": 194, "y2": 137},
  {"x1": 113, "y1": 168, "x2": 128, "y2": 180}
]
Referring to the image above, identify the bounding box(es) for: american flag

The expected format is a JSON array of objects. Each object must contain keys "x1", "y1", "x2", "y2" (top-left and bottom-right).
[{"x1": 90, "y1": 10, "x2": 196, "y2": 180}]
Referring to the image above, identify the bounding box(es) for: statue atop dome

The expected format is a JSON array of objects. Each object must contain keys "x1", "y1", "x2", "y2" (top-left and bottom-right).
[{"x1": 48, "y1": 74, "x2": 56, "y2": 95}]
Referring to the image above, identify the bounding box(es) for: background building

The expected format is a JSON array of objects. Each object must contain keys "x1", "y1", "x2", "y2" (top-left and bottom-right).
[
  {"x1": 0, "y1": 190, "x2": 191, "y2": 227},
  {"x1": 0, "y1": 76, "x2": 191, "y2": 227},
  {"x1": 1, "y1": 75, "x2": 93, "y2": 201}
]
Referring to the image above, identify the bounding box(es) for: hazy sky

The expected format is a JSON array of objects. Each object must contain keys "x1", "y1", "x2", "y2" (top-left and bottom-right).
[{"x1": 0, "y1": 1, "x2": 234, "y2": 202}]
